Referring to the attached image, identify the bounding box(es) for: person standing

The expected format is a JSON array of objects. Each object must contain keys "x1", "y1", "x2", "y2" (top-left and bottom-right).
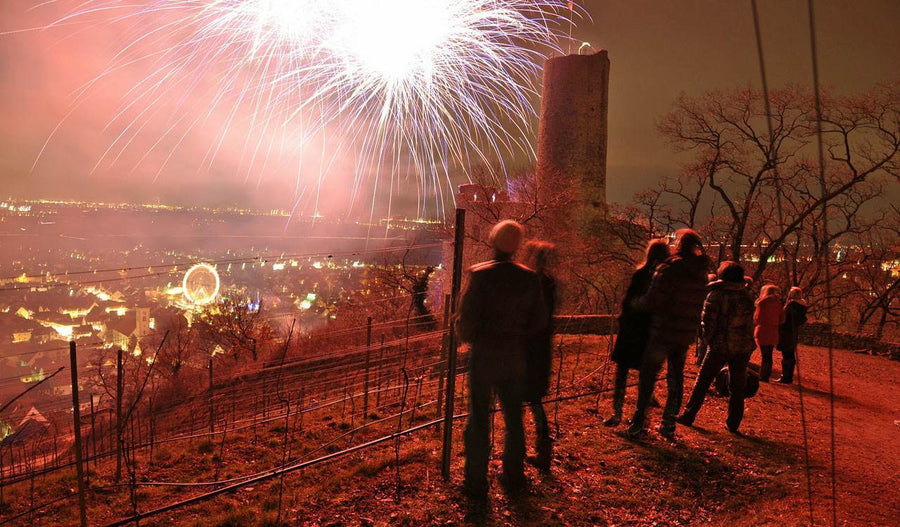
[
  {"x1": 457, "y1": 220, "x2": 547, "y2": 498},
  {"x1": 695, "y1": 272, "x2": 719, "y2": 365},
  {"x1": 754, "y1": 284, "x2": 785, "y2": 382},
  {"x1": 604, "y1": 239, "x2": 670, "y2": 427},
  {"x1": 521, "y1": 240, "x2": 557, "y2": 471},
  {"x1": 676, "y1": 262, "x2": 756, "y2": 433},
  {"x1": 776, "y1": 287, "x2": 808, "y2": 384},
  {"x1": 626, "y1": 229, "x2": 710, "y2": 440}
]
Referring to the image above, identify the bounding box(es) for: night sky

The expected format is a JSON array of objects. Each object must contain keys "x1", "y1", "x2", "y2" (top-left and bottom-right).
[{"x1": 1, "y1": 0, "x2": 898, "y2": 215}]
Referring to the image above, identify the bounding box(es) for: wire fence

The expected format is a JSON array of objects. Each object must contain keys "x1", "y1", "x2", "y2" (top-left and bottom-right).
[{"x1": 0, "y1": 313, "x2": 622, "y2": 526}]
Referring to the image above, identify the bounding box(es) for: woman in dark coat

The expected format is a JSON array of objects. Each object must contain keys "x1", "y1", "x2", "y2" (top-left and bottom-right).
[
  {"x1": 776, "y1": 287, "x2": 808, "y2": 383},
  {"x1": 604, "y1": 239, "x2": 671, "y2": 426},
  {"x1": 522, "y1": 241, "x2": 557, "y2": 471}
]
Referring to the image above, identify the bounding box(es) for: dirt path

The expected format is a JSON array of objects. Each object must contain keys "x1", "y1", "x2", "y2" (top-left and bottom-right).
[
  {"x1": 724, "y1": 345, "x2": 900, "y2": 526},
  {"x1": 280, "y1": 342, "x2": 900, "y2": 526}
]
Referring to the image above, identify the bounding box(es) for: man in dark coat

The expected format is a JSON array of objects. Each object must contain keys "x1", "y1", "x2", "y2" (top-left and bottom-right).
[
  {"x1": 627, "y1": 229, "x2": 710, "y2": 439},
  {"x1": 457, "y1": 220, "x2": 547, "y2": 497},
  {"x1": 676, "y1": 261, "x2": 756, "y2": 433}
]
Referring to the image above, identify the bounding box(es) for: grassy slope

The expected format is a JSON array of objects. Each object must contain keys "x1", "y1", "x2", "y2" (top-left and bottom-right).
[{"x1": 3, "y1": 338, "x2": 898, "y2": 526}]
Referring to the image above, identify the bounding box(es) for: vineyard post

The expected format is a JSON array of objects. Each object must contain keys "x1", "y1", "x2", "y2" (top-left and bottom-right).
[
  {"x1": 69, "y1": 342, "x2": 89, "y2": 527},
  {"x1": 149, "y1": 397, "x2": 155, "y2": 468},
  {"x1": 363, "y1": 316, "x2": 372, "y2": 417},
  {"x1": 376, "y1": 335, "x2": 385, "y2": 408},
  {"x1": 208, "y1": 359, "x2": 215, "y2": 434},
  {"x1": 115, "y1": 348, "x2": 124, "y2": 483},
  {"x1": 441, "y1": 208, "x2": 465, "y2": 480},
  {"x1": 89, "y1": 393, "x2": 97, "y2": 468},
  {"x1": 436, "y1": 293, "x2": 451, "y2": 432}
]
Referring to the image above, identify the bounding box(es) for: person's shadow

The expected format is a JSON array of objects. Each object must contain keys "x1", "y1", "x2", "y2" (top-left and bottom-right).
[{"x1": 463, "y1": 482, "x2": 557, "y2": 525}]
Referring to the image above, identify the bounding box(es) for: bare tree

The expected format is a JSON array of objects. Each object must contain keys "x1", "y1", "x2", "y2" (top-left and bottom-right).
[
  {"x1": 195, "y1": 298, "x2": 273, "y2": 362},
  {"x1": 637, "y1": 82, "x2": 900, "y2": 331}
]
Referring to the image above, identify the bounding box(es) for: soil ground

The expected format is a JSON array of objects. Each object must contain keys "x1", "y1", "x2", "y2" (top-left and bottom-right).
[
  {"x1": 3, "y1": 339, "x2": 898, "y2": 526},
  {"x1": 178, "y1": 341, "x2": 900, "y2": 526}
]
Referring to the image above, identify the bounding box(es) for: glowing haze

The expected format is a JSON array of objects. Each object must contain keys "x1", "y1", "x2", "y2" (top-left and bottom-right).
[{"x1": 32, "y1": 0, "x2": 575, "y2": 217}]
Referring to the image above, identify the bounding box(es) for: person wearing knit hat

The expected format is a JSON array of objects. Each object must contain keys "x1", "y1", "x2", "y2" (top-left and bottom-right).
[
  {"x1": 488, "y1": 219, "x2": 524, "y2": 255},
  {"x1": 457, "y1": 220, "x2": 547, "y2": 499}
]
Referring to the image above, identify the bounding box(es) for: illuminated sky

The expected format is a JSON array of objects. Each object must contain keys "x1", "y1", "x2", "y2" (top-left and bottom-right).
[{"x1": 1, "y1": 0, "x2": 898, "y2": 216}]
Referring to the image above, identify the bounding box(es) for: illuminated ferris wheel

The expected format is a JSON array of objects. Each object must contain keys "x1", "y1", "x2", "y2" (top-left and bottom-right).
[{"x1": 183, "y1": 263, "x2": 220, "y2": 305}]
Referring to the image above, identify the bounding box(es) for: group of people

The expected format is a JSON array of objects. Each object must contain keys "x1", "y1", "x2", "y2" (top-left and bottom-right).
[
  {"x1": 607, "y1": 230, "x2": 808, "y2": 439},
  {"x1": 455, "y1": 220, "x2": 808, "y2": 499}
]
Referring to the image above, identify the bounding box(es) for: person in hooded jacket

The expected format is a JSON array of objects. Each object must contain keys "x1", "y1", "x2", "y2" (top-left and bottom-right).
[
  {"x1": 755, "y1": 284, "x2": 785, "y2": 382},
  {"x1": 626, "y1": 229, "x2": 711, "y2": 439},
  {"x1": 604, "y1": 239, "x2": 670, "y2": 427},
  {"x1": 775, "y1": 287, "x2": 808, "y2": 384},
  {"x1": 676, "y1": 261, "x2": 756, "y2": 433},
  {"x1": 457, "y1": 220, "x2": 547, "y2": 498}
]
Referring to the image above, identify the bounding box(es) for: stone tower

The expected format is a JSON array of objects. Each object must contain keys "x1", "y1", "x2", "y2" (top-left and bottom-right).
[{"x1": 536, "y1": 50, "x2": 609, "y2": 236}]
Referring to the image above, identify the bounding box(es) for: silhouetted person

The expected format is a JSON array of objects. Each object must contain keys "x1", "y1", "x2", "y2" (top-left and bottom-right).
[
  {"x1": 457, "y1": 220, "x2": 546, "y2": 498},
  {"x1": 521, "y1": 240, "x2": 557, "y2": 471},
  {"x1": 775, "y1": 287, "x2": 808, "y2": 384},
  {"x1": 695, "y1": 272, "x2": 718, "y2": 365},
  {"x1": 676, "y1": 261, "x2": 756, "y2": 434},
  {"x1": 411, "y1": 266, "x2": 437, "y2": 329},
  {"x1": 626, "y1": 229, "x2": 710, "y2": 440},
  {"x1": 605, "y1": 239, "x2": 670, "y2": 427},
  {"x1": 755, "y1": 284, "x2": 784, "y2": 382}
]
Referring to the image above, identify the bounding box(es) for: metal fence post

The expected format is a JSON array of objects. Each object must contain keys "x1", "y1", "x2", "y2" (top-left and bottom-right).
[
  {"x1": 441, "y1": 208, "x2": 465, "y2": 480},
  {"x1": 69, "y1": 342, "x2": 88, "y2": 527}
]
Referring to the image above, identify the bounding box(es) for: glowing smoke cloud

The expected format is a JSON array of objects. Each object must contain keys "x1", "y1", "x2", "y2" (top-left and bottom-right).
[{"x1": 46, "y1": 1, "x2": 578, "y2": 217}]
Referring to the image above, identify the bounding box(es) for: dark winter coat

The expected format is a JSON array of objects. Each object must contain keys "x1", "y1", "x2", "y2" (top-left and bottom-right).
[
  {"x1": 777, "y1": 301, "x2": 808, "y2": 353},
  {"x1": 611, "y1": 265, "x2": 656, "y2": 369},
  {"x1": 457, "y1": 258, "x2": 548, "y2": 375},
  {"x1": 632, "y1": 252, "x2": 711, "y2": 349},
  {"x1": 525, "y1": 273, "x2": 556, "y2": 402},
  {"x1": 754, "y1": 296, "x2": 785, "y2": 347},
  {"x1": 701, "y1": 281, "x2": 756, "y2": 357}
]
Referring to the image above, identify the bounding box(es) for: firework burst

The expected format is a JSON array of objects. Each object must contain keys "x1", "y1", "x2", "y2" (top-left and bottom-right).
[{"x1": 40, "y1": 1, "x2": 579, "y2": 217}]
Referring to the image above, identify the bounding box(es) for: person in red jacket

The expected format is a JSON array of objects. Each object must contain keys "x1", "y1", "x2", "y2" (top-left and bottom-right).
[{"x1": 754, "y1": 284, "x2": 785, "y2": 382}]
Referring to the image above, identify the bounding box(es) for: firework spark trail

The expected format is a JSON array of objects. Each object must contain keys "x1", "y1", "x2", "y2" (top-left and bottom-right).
[{"x1": 35, "y1": 0, "x2": 579, "y2": 217}]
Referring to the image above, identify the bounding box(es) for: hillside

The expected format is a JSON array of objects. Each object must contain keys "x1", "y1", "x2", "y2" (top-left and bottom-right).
[{"x1": 1, "y1": 338, "x2": 898, "y2": 526}]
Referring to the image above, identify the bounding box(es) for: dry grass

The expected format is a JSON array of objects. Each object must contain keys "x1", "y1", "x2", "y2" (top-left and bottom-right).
[{"x1": 2, "y1": 337, "x2": 898, "y2": 526}]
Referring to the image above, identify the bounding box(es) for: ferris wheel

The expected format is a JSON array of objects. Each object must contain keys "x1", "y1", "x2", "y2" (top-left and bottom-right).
[{"x1": 183, "y1": 263, "x2": 220, "y2": 305}]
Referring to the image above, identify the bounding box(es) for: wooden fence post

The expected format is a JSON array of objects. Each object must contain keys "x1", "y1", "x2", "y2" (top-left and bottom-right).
[
  {"x1": 363, "y1": 316, "x2": 372, "y2": 418},
  {"x1": 69, "y1": 342, "x2": 89, "y2": 527},
  {"x1": 149, "y1": 397, "x2": 155, "y2": 468},
  {"x1": 441, "y1": 208, "x2": 465, "y2": 480},
  {"x1": 209, "y1": 359, "x2": 215, "y2": 434},
  {"x1": 115, "y1": 348, "x2": 124, "y2": 483},
  {"x1": 89, "y1": 393, "x2": 97, "y2": 468},
  {"x1": 436, "y1": 293, "x2": 451, "y2": 430}
]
